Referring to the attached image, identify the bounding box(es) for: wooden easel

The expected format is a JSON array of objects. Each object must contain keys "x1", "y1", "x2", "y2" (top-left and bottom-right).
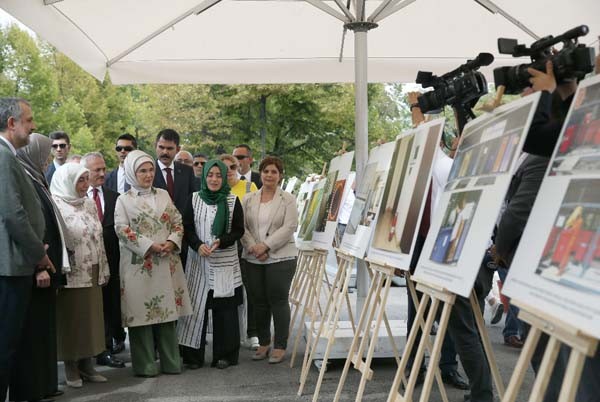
[
  {"x1": 333, "y1": 269, "x2": 450, "y2": 402},
  {"x1": 289, "y1": 248, "x2": 329, "y2": 368},
  {"x1": 297, "y1": 248, "x2": 356, "y2": 401},
  {"x1": 387, "y1": 280, "x2": 505, "y2": 402},
  {"x1": 502, "y1": 306, "x2": 598, "y2": 402}
]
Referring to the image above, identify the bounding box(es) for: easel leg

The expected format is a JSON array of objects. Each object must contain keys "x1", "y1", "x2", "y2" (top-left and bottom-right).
[
  {"x1": 333, "y1": 259, "x2": 382, "y2": 402},
  {"x1": 557, "y1": 349, "x2": 586, "y2": 402},
  {"x1": 310, "y1": 258, "x2": 354, "y2": 402},
  {"x1": 386, "y1": 291, "x2": 431, "y2": 402},
  {"x1": 529, "y1": 336, "x2": 560, "y2": 402},
  {"x1": 297, "y1": 251, "x2": 328, "y2": 375},
  {"x1": 502, "y1": 327, "x2": 542, "y2": 402},
  {"x1": 407, "y1": 277, "x2": 449, "y2": 402},
  {"x1": 470, "y1": 290, "x2": 505, "y2": 398},
  {"x1": 290, "y1": 252, "x2": 319, "y2": 368},
  {"x1": 355, "y1": 271, "x2": 394, "y2": 402},
  {"x1": 419, "y1": 300, "x2": 453, "y2": 402}
]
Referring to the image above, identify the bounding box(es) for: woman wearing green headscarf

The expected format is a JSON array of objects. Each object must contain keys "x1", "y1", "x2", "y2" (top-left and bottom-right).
[{"x1": 178, "y1": 160, "x2": 245, "y2": 370}]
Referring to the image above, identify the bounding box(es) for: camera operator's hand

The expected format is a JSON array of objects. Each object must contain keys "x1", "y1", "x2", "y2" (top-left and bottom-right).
[
  {"x1": 407, "y1": 91, "x2": 425, "y2": 127},
  {"x1": 407, "y1": 91, "x2": 420, "y2": 106},
  {"x1": 527, "y1": 60, "x2": 557, "y2": 94}
]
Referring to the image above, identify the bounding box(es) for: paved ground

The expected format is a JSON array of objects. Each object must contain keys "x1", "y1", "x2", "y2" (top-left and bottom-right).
[{"x1": 54, "y1": 282, "x2": 535, "y2": 402}]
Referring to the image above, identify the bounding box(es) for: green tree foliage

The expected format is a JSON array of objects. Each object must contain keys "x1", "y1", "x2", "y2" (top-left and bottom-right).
[{"x1": 0, "y1": 24, "x2": 413, "y2": 176}]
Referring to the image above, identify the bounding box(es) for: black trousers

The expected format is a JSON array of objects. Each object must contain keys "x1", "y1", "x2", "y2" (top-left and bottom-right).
[
  {"x1": 10, "y1": 284, "x2": 58, "y2": 401},
  {"x1": 239, "y1": 259, "x2": 257, "y2": 338},
  {"x1": 244, "y1": 259, "x2": 296, "y2": 349},
  {"x1": 0, "y1": 275, "x2": 33, "y2": 401},
  {"x1": 102, "y1": 275, "x2": 125, "y2": 350},
  {"x1": 180, "y1": 288, "x2": 241, "y2": 366},
  {"x1": 446, "y1": 259, "x2": 494, "y2": 402}
]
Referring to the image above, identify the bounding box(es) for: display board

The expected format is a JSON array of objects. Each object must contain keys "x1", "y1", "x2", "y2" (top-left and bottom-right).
[
  {"x1": 296, "y1": 178, "x2": 325, "y2": 248},
  {"x1": 503, "y1": 75, "x2": 600, "y2": 338},
  {"x1": 413, "y1": 93, "x2": 541, "y2": 297},
  {"x1": 311, "y1": 151, "x2": 355, "y2": 250},
  {"x1": 285, "y1": 177, "x2": 299, "y2": 193},
  {"x1": 340, "y1": 141, "x2": 396, "y2": 258},
  {"x1": 368, "y1": 119, "x2": 445, "y2": 269}
]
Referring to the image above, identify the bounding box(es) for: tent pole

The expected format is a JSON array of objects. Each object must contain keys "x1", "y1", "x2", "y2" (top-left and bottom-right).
[{"x1": 347, "y1": 21, "x2": 377, "y2": 313}]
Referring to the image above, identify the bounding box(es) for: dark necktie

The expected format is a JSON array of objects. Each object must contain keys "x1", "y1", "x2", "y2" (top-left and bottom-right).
[
  {"x1": 240, "y1": 175, "x2": 246, "y2": 181},
  {"x1": 165, "y1": 167, "x2": 175, "y2": 200},
  {"x1": 93, "y1": 187, "x2": 104, "y2": 222}
]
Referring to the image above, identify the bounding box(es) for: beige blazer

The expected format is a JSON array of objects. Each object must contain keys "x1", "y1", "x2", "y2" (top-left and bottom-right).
[{"x1": 241, "y1": 187, "x2": 298, "y2": 260}]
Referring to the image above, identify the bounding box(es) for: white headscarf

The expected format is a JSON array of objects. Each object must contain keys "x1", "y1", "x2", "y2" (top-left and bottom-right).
[
  {"x1": 50, "y1": 163, "x2": 89, "y2": 205},
  {"x1": 124, "y1": 150, "x2": 155, "y2": 192}
]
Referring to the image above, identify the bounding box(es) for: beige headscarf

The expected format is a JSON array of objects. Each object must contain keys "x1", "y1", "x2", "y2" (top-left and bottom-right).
[
  {"x1": 124, "y1": 150, "x2": 155, "y2": 192},
  {"x1": 50, "y1": 163, "x2": 89, "y2": 205}
]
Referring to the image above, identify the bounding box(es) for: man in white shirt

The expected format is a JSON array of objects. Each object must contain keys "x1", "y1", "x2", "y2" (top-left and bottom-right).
[{"x1": 105, "y1": 133, "x2": 137, "y2": 194}]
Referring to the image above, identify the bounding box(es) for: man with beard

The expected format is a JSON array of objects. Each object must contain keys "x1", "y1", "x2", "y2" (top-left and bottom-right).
[{"x1": 153, "y1": 129, "x2": 199, "y2": 268}]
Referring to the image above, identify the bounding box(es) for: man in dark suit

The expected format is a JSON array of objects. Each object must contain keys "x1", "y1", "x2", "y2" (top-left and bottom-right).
[
  {"x1": 0, "y1": 97, "x2": 55, "y2": 401},
  {"x1": 233, "y1": 144, "x2": 262, "y2": 189},
  {"x1": 82, "y1": 152, "x2": 127, "y2": 368},
  {"x1": 153, "y1": 129, "x2": 199, "y2": 267},
  {"x1": 105, "y1": 133, "x2": 137, "y2": 194},
  {"x1": 45, "y1": 131, "x2": 71, "y2": 185}
]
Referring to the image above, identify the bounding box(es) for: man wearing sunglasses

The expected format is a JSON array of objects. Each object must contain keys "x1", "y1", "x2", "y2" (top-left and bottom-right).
[
  {"x1": 45, "y1": 131, "x2": 71, "y2": 185},
  {"x1": 232, "y1": 144, "x2": 262, "y2": 189},
  {"x1": 192, "y1": 153, "x2": 208, "y2": 178},
  {"x1": 105, "y1": 133, "x2": 137, "y2": 194}
]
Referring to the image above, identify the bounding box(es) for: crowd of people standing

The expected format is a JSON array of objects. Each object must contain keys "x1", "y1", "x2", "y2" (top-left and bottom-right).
[{"x1": 0, "y1": 96, "x2": 298, "y2": 402}]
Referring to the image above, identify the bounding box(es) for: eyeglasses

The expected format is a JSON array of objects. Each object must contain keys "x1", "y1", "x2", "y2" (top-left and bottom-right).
[
  {"x1": 51, "y1": 143, "x2": 68, "y2": 149},
  {"x1": 228, "y1": 164, "x2": 238, "y2": 171},
  {"x1": 193, "y1": 161, "x2": 206, "y2": 167},
  {"x1": 116, "y1": 146, "x2": 134, "y2": 152},
  {"x1": 234, "y1": 155, "x2": 248, "y2": 160}
]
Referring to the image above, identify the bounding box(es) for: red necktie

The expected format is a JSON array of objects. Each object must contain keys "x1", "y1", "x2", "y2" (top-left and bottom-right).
[
  {"x1": 165, "y1": 167, "x2": 175, "y2": 200},
  {"x1": 93, "y1": 187, "x2": 104, "y2": 222}
]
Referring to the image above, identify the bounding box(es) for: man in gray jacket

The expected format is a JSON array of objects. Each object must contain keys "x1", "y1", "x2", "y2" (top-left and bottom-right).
[{"x1": 0, "y1": 98, "x2": 54, "y2": 401}]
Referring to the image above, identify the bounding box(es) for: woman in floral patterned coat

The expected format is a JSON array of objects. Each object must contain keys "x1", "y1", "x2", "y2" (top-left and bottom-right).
[
  {"x1": 114, "y1": 150, "x2": 192, "y2": 377},
  {"x1": 51, "y1": 163, "x2": 110, "y2": 388}
]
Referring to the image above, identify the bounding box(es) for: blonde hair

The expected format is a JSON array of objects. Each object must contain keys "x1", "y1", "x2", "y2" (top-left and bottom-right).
[{"x1": 218, "y1": 154, "x2": 239, "y2": 166}]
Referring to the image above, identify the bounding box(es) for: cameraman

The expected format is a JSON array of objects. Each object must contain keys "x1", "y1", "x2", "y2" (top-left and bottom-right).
[
  {"x1": 403, "y1": 92, "x2": 469, "y2": 391},
  {"x1": 494, "y1": 56, "x2": 600, "y2": 402}
]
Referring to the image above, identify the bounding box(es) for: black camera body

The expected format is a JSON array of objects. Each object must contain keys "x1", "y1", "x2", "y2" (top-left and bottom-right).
[
  {"x1": 416, "y1": 53, "x2": 493, "y2": 114},
  {"x1": 494, "y1": 25, "x2": 596, "y2": 94},
  {"x1": 416, "y1": 53, "x2": 494, "y2": 134}
]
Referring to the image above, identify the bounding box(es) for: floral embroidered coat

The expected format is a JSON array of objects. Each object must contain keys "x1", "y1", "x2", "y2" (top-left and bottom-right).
[
  {"x1": 52, "y1": 197, "x2": 109, "y2": 288},
  {"x1": 115, "y1": 187, "x2": 192, "y2": 327}
]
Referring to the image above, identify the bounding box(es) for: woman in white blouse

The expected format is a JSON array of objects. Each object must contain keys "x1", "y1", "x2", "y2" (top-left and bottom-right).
[
  {"x1": 241, "y1": 156, "x2": 298, "y2": 364},
  {"x1": 51, "y1": 163, "x2": 110, "y2": 388}
]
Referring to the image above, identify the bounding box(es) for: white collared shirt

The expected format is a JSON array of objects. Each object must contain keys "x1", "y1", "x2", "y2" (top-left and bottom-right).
[
  {"x1": 117, "y1": 165, "x2": 126, "y2": 193},
  {"x1": 0, "y1": 135, "x2": 17, "y2": 155},
  {"x1": 87, "y1": 185, "x2": 105, "y2": 213},
  {"x1": 53, "y1": 159, "x2": 63, "y2": 169},
  {"x1": 157, "y1": 160, "x2": 176, "y2": 184}
]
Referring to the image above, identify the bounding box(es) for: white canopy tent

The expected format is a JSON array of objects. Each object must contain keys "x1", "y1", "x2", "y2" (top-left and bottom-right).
[{"x1": 2, "y1": 0, "x2": 598, "y2": 182}]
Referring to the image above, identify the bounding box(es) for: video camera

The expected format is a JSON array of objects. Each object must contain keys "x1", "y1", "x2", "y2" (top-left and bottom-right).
[
  {"x1": 416, "y1": 53, "x2": 494, "y2": 133},
  {"x1": 494, "y1": 25, "x2": 596, "y2": 94}
]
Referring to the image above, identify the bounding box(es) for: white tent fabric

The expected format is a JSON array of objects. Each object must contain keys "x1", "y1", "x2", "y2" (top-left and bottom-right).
[{"x1": 2, "y1": 0, "x2": 598, "y2": 85}]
